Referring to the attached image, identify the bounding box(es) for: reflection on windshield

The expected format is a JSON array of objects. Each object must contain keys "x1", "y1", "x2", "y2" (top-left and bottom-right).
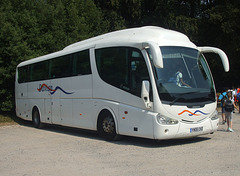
[{"x1": 149, "y1": 46, "x2": 215, "y2": 105}]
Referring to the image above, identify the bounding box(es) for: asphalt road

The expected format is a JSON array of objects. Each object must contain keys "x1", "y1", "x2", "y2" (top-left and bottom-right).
[{"x1": 1, "y1": 112, "x2": 240, "y2": 176}]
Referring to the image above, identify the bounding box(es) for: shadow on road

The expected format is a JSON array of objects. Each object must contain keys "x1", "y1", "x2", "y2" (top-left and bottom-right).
[
  {"x1": 113, "y1": 135, "x2": 211, "y2": 148},
  {"x1": 16, "y1": 116, "x2": 211, "y2": 148}
]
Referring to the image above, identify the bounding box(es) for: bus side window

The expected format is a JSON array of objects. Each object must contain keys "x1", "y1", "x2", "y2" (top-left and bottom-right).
[
  {"x1": 18, "y1": 66, "x2": 29, "y2": 83},
  {"x1": 73, "y1": 50, "x2": 91, "y2": 76},
  {"x1": 95, "y1": 47, "x2": 127, "y2": 88},
  {"x1": 95, "y1": 47, "x2": 150, "y2": 97},
  {"x1": 50, "y1": 55, "x2": 72, "y2": 79},
  {"x1": 30, "y1": 61, "x2": 49, "y2": 82}
]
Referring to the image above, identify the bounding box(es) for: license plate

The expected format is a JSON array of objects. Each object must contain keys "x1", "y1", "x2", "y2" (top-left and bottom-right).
[{"x1": 190, "y1": 127, "x2": 203, "y2": 133}]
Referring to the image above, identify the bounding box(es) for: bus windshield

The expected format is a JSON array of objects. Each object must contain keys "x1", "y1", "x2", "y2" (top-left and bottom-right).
[{"x1": 150, "y1": 46, "x2": 215, "y2": 105}]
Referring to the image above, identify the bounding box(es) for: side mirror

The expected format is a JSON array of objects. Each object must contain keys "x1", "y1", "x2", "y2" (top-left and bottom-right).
[
  {"x1": 198, "y1": 47, "x2": 229, "y2": 72},
  {"x1": 143, "y1": 41, "x2": 163, "y2": 68},
  {"x1": 141, "y1": 80, "x2": 152, "y2": 108}
]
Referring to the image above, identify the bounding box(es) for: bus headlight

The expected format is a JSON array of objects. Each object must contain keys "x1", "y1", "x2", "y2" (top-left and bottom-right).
[
  {"x1": 211, "y1": 110, "x2": 219, "y2": 120},
  {"x1": 157, "y1": 114, "x2": 179, "y2": 125}
]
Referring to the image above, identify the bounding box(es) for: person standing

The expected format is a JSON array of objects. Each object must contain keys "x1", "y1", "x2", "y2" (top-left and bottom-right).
[
  {"x1": 218, "y1": 89, "x2": 228, "y2": 124},
  {"x1": 223, "y1": 91, "x2": 239, "y2": 132},
  {"x1": 229, "y1": 87, "x2": 236, "y2": 113}
]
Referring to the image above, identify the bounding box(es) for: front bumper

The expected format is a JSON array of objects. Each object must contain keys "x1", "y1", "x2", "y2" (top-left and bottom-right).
[{"x1": 153, "y1": 117, "x2": 219, "y2": 140}]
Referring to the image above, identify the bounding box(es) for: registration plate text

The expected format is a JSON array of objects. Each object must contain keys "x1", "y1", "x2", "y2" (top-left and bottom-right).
[{"x1": 190, "y1": 127, "x2": 203, "y2": 133}]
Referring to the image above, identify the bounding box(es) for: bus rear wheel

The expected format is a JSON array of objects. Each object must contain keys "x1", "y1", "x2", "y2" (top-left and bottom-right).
[
  {"x1": 32, "y1": 107, "x2": 43, "y2": 128},
  {"x1": 97, "y1": 110, "x2": 119, "y2": 141}
]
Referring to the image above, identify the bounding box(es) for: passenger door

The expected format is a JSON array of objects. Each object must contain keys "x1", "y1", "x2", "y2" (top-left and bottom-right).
[{"x1": 94, "y1": 47, "x2": 153, "y2": 136}]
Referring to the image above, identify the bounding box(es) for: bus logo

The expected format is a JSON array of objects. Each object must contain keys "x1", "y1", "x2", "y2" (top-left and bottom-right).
[
  {"x1": 37, "y1": 84, "x2": 74, "y2": 95},
  {"x1": 178, "y1": 110, "x2": 209, "y2": 116}
]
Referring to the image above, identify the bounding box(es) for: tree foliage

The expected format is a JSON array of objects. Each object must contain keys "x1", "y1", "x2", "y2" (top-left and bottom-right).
[
  {"x1": 0, "y1": 0, "x2": 113, "y2": 111},
  {"x1": 1, "y1": 0, "x2": 240, "y2": 111}
]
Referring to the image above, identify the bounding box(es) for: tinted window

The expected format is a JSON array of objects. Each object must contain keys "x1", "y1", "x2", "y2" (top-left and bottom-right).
[
  {"x1": 73, "y1": 50, "x2": 91, "y2": 75},
  {"x1": 18, "y1": 49, "x2": 91, "y2": 83},
  {"x1": 30, "y1": 61, "x2": 49, "y2": 81},
  {"x1": 50, "y1": 55, "x2": 72, "y2": 79},
  {"x1": 18, "y1": 66, "x2": 29, "y2": 83},
  {"x1": 95, "y1": 47, "x2": 149, "y2": 97}
]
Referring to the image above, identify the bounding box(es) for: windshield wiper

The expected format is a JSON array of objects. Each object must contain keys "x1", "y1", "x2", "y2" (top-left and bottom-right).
[
  {"x1": 203, "y1": 95, "x2": 215, "y2": 102},
  {"x1": 169, "y1": 91, "x2": 200, "y2": 106}
]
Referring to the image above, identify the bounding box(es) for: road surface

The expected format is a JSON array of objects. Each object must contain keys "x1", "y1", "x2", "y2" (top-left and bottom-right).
[{"x1": 1, "y1": 112, "x2": 240, "y2": 176}]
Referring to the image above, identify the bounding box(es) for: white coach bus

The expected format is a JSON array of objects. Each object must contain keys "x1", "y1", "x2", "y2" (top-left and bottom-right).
[{"x1": 15, "y1": 26, "x2": 229, "y2": 140}]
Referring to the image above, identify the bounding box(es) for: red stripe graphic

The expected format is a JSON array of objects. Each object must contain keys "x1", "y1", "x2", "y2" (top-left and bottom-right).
[
  {"x1": 37, "y1": 84, "x2": 55, "y2": 92},
  {"x1": 178, "y1": 110, "x2": 200, "y2": 116}
]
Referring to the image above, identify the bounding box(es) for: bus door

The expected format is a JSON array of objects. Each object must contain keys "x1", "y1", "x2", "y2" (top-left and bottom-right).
[
  {"x1": 49, "y1": 79, "x2": 61, "y2": 125},
  {"x1": 44, "y1": 95, "x2": 53, "y2": 124},
  {"x1": 40, "y1": 79, "x2": 60, "y2": 125},
  {"x1": 118, "y1": 53, "x2": 154, "y2": 138},
  {"x1": 59, "y1": 77, "x2": 73, "y2": 127},
  {"x1": 44, "y1": 79, "x2": 72, "y2": 126}
]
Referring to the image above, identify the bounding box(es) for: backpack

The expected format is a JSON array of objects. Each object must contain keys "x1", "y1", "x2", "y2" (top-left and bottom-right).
[
  {"x1": 220, "y1": 93, "x2": 227, "y2": 105},
  {"x1": 224, "y1": 99, "x2": 234, "y2": 112}
]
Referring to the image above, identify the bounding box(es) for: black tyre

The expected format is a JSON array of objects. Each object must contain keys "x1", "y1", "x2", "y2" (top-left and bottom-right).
[
  {"x1": 32, "y1": 107, "x2": 43, "y2": 128},
  {"x1": 97, "y1": 110, "x2": 119, "y2": 141}
]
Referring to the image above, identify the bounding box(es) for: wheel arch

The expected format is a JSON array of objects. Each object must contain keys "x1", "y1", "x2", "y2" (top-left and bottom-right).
[
  {"x1": 32, "y1": 104, "x2": 45, "y2": 128},
  {"x1": 96, "y1": 106, "x2": 119, "y2": 135},
  {"x1": 32, "y1": 105, "x2": 41, "y2": 119},
  {"x1": 32, "y1": 105, "x2": 44, "y2": 124}
]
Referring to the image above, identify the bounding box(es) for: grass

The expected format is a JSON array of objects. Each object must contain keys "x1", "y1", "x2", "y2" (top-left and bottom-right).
[{"x1": 0, "y1": 112, "x2": 18, "y2": 126}]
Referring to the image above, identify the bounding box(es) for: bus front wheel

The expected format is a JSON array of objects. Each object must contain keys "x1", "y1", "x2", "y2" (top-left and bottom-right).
[
  {"x1": 32, "y1": 107, "x2": 43, "y2": 128},
  {"x1": 97, "y1": 110, "x2": 119, "y2": 141}
]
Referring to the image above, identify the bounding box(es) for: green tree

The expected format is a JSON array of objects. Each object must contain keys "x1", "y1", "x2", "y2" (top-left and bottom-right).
[
  {"x1": 0, "y1": 0, "x2": 109, "y2": 111},
  {"x1": 198, "y1": 0, "x2": 240, "y2": 88},
  {"x1": 1, "y1": 0, "x2": 240, "y2": 111},
  {"x1": 94, "y1": 0, "x2": 126, "y2": 30},
  {"x1": 0, "y1": 0, "x2": 36, "y2": 111}
]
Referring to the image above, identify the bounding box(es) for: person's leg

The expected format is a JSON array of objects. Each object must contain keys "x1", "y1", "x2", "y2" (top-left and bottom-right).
[
  {"x1": 225, "y1": 112, "x2": 230, "y2": 131},
  {"x1": 229, "y1": 120, "x2": 232, "y2": 129},
  {"x1": 229, "y1": 112, "x2": 234, "y2": 132},
  {"x1": 222, "y1": 107, "x2": 226, "y2": 124},
  {"x1": 227, "y1": 119, "x2": 230, "y2": 131}
]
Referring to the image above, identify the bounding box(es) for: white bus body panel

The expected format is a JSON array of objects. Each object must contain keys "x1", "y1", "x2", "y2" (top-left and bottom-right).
[
  {"x1": 15, "y1": 83, "x2": 30, "y2": 120},
  {"x1": 25, "y1": 75, "x2": 93, "y2": 128},
  {"x1": 118, "y1": 104, "x2": 154, "y2": 139}
]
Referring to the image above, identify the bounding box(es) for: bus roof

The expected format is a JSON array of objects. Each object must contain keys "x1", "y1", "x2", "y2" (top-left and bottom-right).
[
  {"x1": 17, "y1": 26, "x2": 196, "y2": 67},
  {"x1": 64, "y1": 26, "x2": 195, "y2": 50}
]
